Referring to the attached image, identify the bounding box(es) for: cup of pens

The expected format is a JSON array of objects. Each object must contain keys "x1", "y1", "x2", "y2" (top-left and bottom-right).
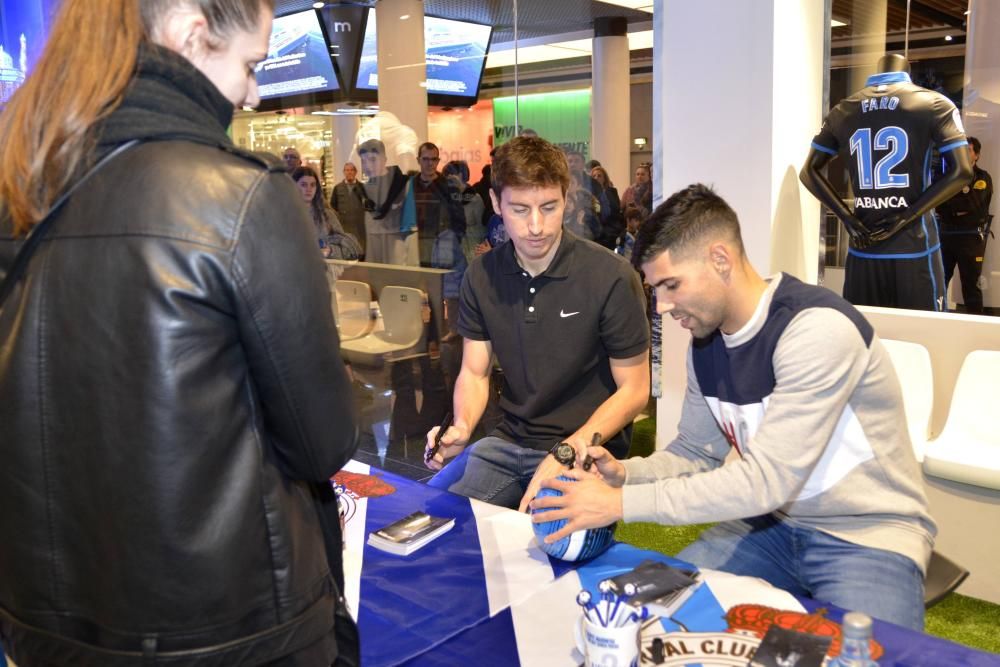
[{"x1": 573, "y1": 589, "x2": 644, "y2": 667}]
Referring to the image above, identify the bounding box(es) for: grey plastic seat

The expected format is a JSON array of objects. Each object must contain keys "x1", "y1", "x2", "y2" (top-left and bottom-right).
[{"x1": 924, "y1": 551, "x2": 970, "y2": 609}]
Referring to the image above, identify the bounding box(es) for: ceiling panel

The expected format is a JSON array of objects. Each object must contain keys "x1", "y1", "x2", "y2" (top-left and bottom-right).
[
  {"x1": 275, "y1": 0, "x2": 651, "y2": 44},
  {"x1": 832, "y1": 0, "x2": 968, "y2": 39},
  {"x1": 277, "y1": 1, "x2": 969, "y2": 53}
]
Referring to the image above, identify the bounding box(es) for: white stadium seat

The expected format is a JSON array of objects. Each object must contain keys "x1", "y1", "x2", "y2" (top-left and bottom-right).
[
  {"x1": 334, "y1": 280, "x2": 374, "y2": 342},
  {"x1": 923, "y1": 350, "x2": 1000, "y2": 491},
  {"x1": 880, "y1": 338, "x2": 934, "y2": 462},
  {"x1": 340, "y1": 285, "x2": 428, "y2": 367}
]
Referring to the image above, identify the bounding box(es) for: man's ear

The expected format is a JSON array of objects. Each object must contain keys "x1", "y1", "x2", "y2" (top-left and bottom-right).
[
  {"x1": 708, "y1": 242, "x2": 733, "y2": 279},
  {"x1": 151, "y1": 6, "x2": 211, "y2": 63}
]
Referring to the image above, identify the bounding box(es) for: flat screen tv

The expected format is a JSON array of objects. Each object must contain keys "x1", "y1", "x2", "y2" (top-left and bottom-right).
[
  {"x1": 255, "y1": 8, "x2": 344, "y2": 112},
  {"x1": 354, "y1": 12, "x2": 493, "y2": 107},
  {"x1": 0, "y1": 0, "x2": 60, "y2": 108}
]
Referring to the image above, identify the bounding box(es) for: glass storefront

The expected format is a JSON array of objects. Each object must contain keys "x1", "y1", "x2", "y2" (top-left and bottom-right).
[
  {"x1": 820, "y1": 0, "x2": 997, "y2": 314},
  {"x1": 234, "y1": 0, "x2": 996, "y2": 475},
  {"x1": 230, "y1": 0, "x2": 656, "y2": 473}
]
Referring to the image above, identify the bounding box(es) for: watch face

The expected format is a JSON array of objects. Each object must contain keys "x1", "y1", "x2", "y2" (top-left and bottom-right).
[{"x1": 554, "y1": 443, "x2": 576, "y2": 466}]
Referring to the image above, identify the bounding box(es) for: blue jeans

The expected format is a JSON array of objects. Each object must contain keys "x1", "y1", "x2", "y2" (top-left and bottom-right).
[
  {"x1": 677, "y1": 515, "x2": 926, "y2": 631},
  {"x1": 426, "y1": 436, "x2": 548, "y2": 509}
]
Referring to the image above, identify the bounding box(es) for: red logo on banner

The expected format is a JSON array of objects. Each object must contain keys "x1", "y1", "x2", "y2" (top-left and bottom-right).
[
  {"x1": 725, "y1": 604, "x2": 884, "y2": 660},
  {"x1": 332, "y1": 471, "x2": 397, "y2": 499}
]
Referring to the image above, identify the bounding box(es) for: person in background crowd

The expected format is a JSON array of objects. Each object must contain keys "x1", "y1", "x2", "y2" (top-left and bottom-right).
[
  {"x1": 622, "y1": 163, "x2": 653, "y2": 220},
  {"x1": 424, "y1": 136, "x2": 649, "y2": 514},
  {"x1": 0, "y1": 0, "x2": 359, "y2": 663},
  {"x1": 563, "y1": 175, "x2": 602, "y2": 241},
  {"x1": 936, "y1": 136, "x2": 993, "y2": 314},
  {"x1": 472, "y1": 162, "x2": 495, "y2": 229},
  {"x1": 293, "y1": 165, "x2": 361, "y2": 260},
  {"x1": 283, "y1": 146, "x2": 302, "y2": 171},
  {"x1": 330, "y1": 161, "x2": 366, "y2": 258},
  {"x1": 358, "y1": 137, "x2": 418, "y2": 266},
  {"x1": 482, "y1": 150, "x2": 508, "y2": 250},
  {"x1": 566, "y1": 150, "x2": 621, "y2": 248},
  {"x1": 591, "y1": 164, "x2": 624, "y2": 246},
  {"x1": 412, "y1": 142, "x2": 465, "y2": 266},
  {"x1": 591, "y1": 165, "x2": 621, "y2": 219},
  {"x1": 616, "y1": 204, "x2": 643, "y2": 262},
  {"x1": 586, "y1": 159, "x2": 601, "y2": 171},
  {"x1": 565, "y1": 150, "x2": 605, "y2": 204},
  {"x1": 532, "y1": 183, "x2": 934, "y2": 632},
  {"x1": 434, "y1": 160, "x2": 483, "y2": 390},
  {"x1": 443, "y1": 160, "x2": 487, "y2": 265}
]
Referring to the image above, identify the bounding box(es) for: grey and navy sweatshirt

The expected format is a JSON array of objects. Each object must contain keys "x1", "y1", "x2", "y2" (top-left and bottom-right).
[{"x1": 622, "y1": 273, "x2": 936, "y2": 572}]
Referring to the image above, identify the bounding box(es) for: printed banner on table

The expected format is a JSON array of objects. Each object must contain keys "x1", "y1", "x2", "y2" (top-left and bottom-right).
[{"x1": 336, "y1": 463, "x2": 1000, "y2": 667}]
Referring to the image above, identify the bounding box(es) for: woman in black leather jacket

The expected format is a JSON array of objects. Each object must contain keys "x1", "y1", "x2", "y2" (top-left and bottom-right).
[{"x1": 0, "y1": 1, "x2": 359, "y2": 665}]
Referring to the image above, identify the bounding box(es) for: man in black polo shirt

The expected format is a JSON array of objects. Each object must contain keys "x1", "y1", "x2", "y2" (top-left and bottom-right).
[{"x1": 424, "y1": 136, "x2": 650, "y2": 511}]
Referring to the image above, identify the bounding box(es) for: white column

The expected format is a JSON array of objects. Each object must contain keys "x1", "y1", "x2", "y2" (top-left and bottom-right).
[
  {"x1": 591, "y1": 17, "x2": 631, "y2": 190},
  {"x1": 333, "y1": 114, "x2": 361, "y2": 177},
  {"x1": 962, "y1": 0, "x2": 1000, "y2": 308},
  {"x1": 652, "y1": 0, "x2": 826, "y2": 445},
  {"x1": 848, "y1": 0, "x2": 888, "y2": 93},
  {"x1": 374, "y1": 0, "x2": 428, "y2": 144}
]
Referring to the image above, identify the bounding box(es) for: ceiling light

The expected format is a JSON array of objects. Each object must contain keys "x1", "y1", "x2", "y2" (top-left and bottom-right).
[
  {"x1": 486, "y1": 29, "x2": 653, "y2": 68},
  {"x1": 399, "y1": 14, "x2": 410, "y2": 20},
  {"x1": 831, "y1": 18, "x2": 848, "y2": 27},
  {"x1": 944, "y1": 34, "x2": 953, "y2": 41},
  {"x1": 312, "y1": 2, "x2": 324, "y2": 8}
]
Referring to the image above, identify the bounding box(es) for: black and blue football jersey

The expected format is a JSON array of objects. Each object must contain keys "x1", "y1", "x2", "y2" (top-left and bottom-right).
[{"x1": 811, "y1": 72, "x2": 967, "y2": 258}]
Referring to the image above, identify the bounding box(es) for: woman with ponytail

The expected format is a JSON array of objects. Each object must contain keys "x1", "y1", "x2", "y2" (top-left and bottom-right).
[{"x1": 0, "y1": 1, "x2": 359, "y2": 664}]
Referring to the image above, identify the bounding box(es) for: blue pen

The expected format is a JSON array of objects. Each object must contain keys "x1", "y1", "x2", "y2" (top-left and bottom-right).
[
  {"x1": 608, "y1": 596, "x2": 623, "y2": 626},
  {"x1": 591, "y1": 603, "x2": 606, "y2": 627}
]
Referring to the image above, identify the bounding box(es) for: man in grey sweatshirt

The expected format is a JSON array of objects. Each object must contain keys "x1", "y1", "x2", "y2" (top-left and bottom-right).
[{"x1": 530, "y1": 183, "x2": 935, "y2": 631}]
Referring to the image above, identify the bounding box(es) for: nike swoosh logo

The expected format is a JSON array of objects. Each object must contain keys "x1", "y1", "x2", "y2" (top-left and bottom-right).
[{"x1": 560, "y1": 310, "x2": 580, "y2": 318}]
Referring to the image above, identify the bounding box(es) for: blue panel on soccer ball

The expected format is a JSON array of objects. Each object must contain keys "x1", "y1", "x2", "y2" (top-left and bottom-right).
[{"x1": 531, "y1": 476, "x2": 614, "y2": 562}]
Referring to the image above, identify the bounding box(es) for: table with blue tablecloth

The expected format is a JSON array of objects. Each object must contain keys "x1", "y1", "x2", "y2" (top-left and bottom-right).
[{"x1": 338, "y1": 460, "x2": 1000, "y2": 666}]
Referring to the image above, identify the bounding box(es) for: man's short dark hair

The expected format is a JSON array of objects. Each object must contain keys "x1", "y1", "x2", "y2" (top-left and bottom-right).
[
  {"x1": 968, "y1": 136, "x2": 981, "y2": 154},
  {"x1": 633, "y1": 183, "x2": 744, "y2": 268},
  {"x1": 491, "y1": 136, "x2": 571, "y2": 198},
  {"x1": 443, "y1": 160, "x2": 470, "y2": 183},
  {"x1": 623, "y1": 204, "x2": 643, "y2": 222},
  {"x1": 418, "y1": 141, "x2": 439, "y2": 155},
  {"x1": 358, "y1": 138, "x2": 385, "y2": 155}
]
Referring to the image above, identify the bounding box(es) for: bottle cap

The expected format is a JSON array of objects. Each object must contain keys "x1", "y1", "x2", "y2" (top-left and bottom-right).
[{"x1": 841, "y1": 611, "x2": 873, "y2": 640}]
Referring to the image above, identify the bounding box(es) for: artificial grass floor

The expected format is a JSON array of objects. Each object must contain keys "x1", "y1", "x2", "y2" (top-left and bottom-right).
[{"x1": 620, "y1": 419, "x2": 1000, "y2": 655}]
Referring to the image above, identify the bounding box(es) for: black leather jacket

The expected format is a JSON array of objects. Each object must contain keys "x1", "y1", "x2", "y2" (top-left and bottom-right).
[{"x1": 0, "y1": 46, "x2": 358, "y2": 666}]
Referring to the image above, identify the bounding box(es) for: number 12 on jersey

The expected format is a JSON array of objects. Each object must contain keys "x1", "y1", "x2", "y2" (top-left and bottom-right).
[{"x1": 849, "y1": 126, "x2": 910, "y2": 190}]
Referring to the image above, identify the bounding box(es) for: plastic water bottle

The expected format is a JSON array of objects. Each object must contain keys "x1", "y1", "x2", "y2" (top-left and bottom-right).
[{"x1": 831, "y1": 612, "x2": 878, "y2": 666}]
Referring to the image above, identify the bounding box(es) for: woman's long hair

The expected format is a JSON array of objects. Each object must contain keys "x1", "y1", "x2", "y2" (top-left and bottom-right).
[
  {"x1": 292, "y1": 165, "x2": 332, "y2": 235},
  {"x1": 591, "y1": 166, "x2": 614, "y2": 189},
  {"x1": 0, "y1": 0, "x2": 271, "y2": 237}
]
